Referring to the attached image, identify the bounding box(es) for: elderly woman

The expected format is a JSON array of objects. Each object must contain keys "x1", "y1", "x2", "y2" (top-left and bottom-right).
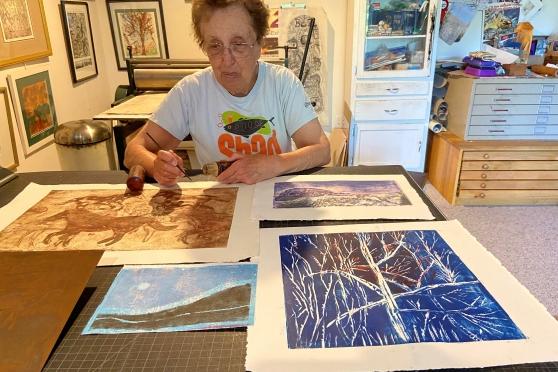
[{"x1": 124, "y1": 0, "x2": 330, "y2": 185}]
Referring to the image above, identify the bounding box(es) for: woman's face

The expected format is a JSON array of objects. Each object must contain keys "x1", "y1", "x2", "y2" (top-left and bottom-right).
[{"x1": 200, "y1": 4, "x2": 261, "y2": 97}]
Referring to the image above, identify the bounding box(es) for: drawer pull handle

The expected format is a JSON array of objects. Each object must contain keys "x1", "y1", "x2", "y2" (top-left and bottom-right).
[
  {"x1": 482, "y1": 164, "x2": 489, "y2": 170},
  {"x1": 384, "y1": 109, "x2": 399, "y2": 115},
  {"x1": 481, "y1": 173, "x2": 487, "y2": 179},
  {"x1": 477, "y1": 193, "x2": 486, "y2": 199},
  {"x1": 494, "y1": 99, "x2": 511, "y2": 102},
  {"x1": 496, "y1": 88, "x2": 513, "y2": 91},
  {"x1": 480, "y1": 183, "x2": 487, "y2": 189},
  {"x1": 488, "y1": 130, "x2": 505, "y2": 133},
  {"x1": 483, "y1": 154, "x2": 489, "y2": 159},
  {"x1": 492, "y1": 109, "x2": 509, "y2": 112},
  {"x1": 490, "y1": 120, "x2": 507, "y2": 123},
  {"x1": 386, "y1": 88, "x2": 400, "y2": 94}
]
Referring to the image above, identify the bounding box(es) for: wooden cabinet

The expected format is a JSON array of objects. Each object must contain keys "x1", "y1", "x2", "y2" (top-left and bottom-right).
[
  {"x1": 344, "y1": 0, "x2": 441, "y2": 172},
  {"x1": 445, "y1": 71, "x2": 558, "y2": 140},
  {"x1": 427, "y1": 132, "x2": 558, "y2": 205}
]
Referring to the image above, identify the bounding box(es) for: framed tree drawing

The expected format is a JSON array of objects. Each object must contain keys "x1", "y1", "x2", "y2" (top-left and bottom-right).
[
  {"x1": 7, "y1": 65, "x2": 58, "y2": 156},
  {"x1": 0, "y1": 87, "x2": 19, "y2": 169},
  {"x1": 106, "y1": 0, "x2": 169, "y2": 70},
  {"x1": 0, "y1": 0, "x2": 52, "y2": 68},
  {"x1": 60, "y1": 1, "x2": 98, "y2": 83}
]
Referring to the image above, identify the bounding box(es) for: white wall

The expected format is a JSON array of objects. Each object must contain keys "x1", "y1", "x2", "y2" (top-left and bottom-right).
[
  {"x1": 0, "y1": 1, "x2": 115, "y2": 172},
  {"x1": 1, "y1": 0, "x2": 347, "y2": 172},
  {"x1": 438, "y1": 0, "x2": 558, "y2": 60}
]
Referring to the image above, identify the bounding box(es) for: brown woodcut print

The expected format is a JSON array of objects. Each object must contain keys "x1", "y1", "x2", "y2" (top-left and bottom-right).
[{"x1": 0, "y1": 188, "x2": 237, "y2": 251}]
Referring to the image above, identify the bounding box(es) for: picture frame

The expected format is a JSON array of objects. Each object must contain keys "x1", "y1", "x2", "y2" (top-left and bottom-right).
[
  {"x1": 0, "y1": 87, "x2": 19, "y2": 170},
  {"x1": 106, "y1": 0, "x2": 169, "y2": 70},
  {"x1": 60, "y1": 1, "x2": 98, "y2": 83},
  {"x1": 7, "y1": 65, "x2": 58, "y2": 157},
  {"x1": 0, "y1": 0, "x2": 52, "y2": 68}
]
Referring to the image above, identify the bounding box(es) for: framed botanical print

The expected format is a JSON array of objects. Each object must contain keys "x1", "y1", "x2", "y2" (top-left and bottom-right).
[
  {"x1": 60, "y1": 1, "x2": 98, "y2": 83},
  {"x1": 7, "y1": 65, "x2": 58, "y2": 157},
  {"x1": 0, "y1": 87, "x2": 19, "y2": 169},
  {"x1": 106, "y1": 0, "x2": 169, "y2": 70},
  {"x1": 0, "y1": 0, "x2": 52, "y2": 68}
]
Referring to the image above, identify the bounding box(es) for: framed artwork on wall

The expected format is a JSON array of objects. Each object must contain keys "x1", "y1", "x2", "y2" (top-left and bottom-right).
[
  {"x1": 7, "y1": 65, "x2": 58, "y2": 157},
  {"x1": 0, "y1": 87, "x2": 19, "y2": 170},
  {"x1": 60, "y1": 1, "x2": 98, "y2": 83},
  {"x1": 0, "y1": 0, "x2": 52, "y2": 68},
  {"x1": 106, "y1": 0, "x2": 169, "y2": 70}
]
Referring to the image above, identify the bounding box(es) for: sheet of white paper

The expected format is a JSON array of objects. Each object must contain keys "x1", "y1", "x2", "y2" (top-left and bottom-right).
[
  {"x1": 246, "y1": 220, "x2": 558, "y2": 372},
  {"x1": 0, "y1": 182, "x2": 258, "y2": 265},
  {"x1": 484, "y1": 44, "x2": 519, "y2": 64},
  {"x1": 251, "y1": 174, "x2": 435, "y2": 221}
]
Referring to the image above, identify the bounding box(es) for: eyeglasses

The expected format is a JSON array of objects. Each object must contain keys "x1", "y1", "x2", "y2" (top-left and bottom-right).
[{"x1": 203, "y1": 41, "x2": 255, "y2": 58}]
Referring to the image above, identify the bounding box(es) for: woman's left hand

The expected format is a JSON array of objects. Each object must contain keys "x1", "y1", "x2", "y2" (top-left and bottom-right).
[{"x1": 217, "y1": 154, "x2": 280, "y2": 184}]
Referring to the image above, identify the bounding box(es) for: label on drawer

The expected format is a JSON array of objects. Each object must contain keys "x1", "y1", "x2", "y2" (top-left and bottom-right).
[{"x1": 534, "y1": 126, "x2": 547, "y2": 134}]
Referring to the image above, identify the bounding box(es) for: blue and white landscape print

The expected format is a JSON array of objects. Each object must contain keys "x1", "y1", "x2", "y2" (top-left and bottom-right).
[
  {"x1": 279, "y1": 230, "x2": 525, "y2": 348},
  {"x1": 273, "y1": 180, "x2": 411, "y2": 208},
  {"x1": 83, "y1": 263, "x2": 258, "y2": 334}
]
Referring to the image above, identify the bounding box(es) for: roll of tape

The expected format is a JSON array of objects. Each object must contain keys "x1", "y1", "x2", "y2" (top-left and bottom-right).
[{"x1": 429, "y1": 119, "x2": 445, "y2": 134}]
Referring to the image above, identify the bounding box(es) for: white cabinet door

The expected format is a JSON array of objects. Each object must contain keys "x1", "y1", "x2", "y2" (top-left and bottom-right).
[{"x1": 352, "y1": 123, "x2": 425, "y2": 171}]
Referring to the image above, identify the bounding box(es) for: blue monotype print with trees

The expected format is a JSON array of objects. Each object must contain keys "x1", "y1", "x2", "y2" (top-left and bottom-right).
[{"x1": 279, "y1": 230, "x2": 525, "y2": 349}]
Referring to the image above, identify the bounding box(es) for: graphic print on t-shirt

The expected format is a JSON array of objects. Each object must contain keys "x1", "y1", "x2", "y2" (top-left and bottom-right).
[{"x1": 218, "y1": 111, "x2": 282, "y2": 158}]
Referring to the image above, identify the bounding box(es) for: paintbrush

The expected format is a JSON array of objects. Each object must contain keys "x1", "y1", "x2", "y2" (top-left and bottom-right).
[{"x1": 145, "y1": 132, "x2": 191, "y2": 181}]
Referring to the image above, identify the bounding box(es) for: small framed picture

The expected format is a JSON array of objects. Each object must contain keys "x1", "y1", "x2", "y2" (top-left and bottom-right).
[
  {"x1": 7, "y1": 64, "x2": 58, "y2": 157},
  {"x1": 0, "y1": 0, "x2": 52, "y2": 68},
  {"x1": 0, "y1": 87, "x2": 19, "y2": 169},
  {"x1": 60, "y1": 1, "x2": 98, "y2": 83},
  {"x1": 106, "y1": 0, "x2": 169, "y2": 70}
]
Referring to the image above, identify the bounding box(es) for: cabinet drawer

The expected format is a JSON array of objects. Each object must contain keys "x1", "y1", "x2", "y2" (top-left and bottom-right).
[
  {"x1": 355, "y1": 81, "x2": 430, "y2": 96},
  {"x1": 474, "y1": 83, "x2": 558, "y2": 95},
  {"x1": 460, "y1": 170, "x2": 558, "y2": 180},
  {"x1": 354, "y1": 99, "x2": 428, "y2": 121},
  {"x1": 469, "y1": 115, "x2": 558, "y2": 126},
  {"x1": 472, "y1": 94, "x2": 558, "y2": 105},
  {"x1": 461, "y1": 161, "x2": 558, "y2": 171},
  {"x1": 471, "y1": 105, "x2": 558, "y2": 116},
  {"x1": 457, "y1": 190, "x2": 558, "y2": 205},
  {"x1": 463, "y1": 151, "x2": 558, "y2": 161},
  {"x1": 467, "y1": 125, "x2": 558, "y2": 137},
  {"x1": 459, "y1": 180, "x2": 558, "y2": 189}
]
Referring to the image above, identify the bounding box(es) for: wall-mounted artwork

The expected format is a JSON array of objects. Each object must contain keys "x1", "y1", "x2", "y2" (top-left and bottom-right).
[
  {"x1": 7, "y1": 64, "x2": 57, "y2": 156},
  {"x1": 279, "y1": 7, "x2": 329, "y2": 127},
  {"x1": 83, "y1": 263, "x2": 258, "y2": 334},
  {"x1": 247, "y1": 221, "x2": 558, "y2": 371},
  {"x1": 60, "y1": 1, "x2": 98, "y2": 83},
  {"x1": 0, "y1": 182, "x2": 259, "y2": 265},
  {"x1": 0, "y1": 0, "x2": 52, "y2": 68},
  {"x1": 252, "y1": 174, "x2": 434, "y2": 221},
  {"x1": 0, "y1": 87, "x2": 19, "y2": 170},
  {"x1": 106, "y1": 0, "x2": 169, "y2": 70},
  {"x1": 483, "y1": 1, "x2": 520, "y2": 44}
]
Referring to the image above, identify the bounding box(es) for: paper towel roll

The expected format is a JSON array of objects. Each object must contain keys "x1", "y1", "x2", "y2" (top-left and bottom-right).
[{"x1": 429, "y1": 119, "x2": 445, "y2": 134}]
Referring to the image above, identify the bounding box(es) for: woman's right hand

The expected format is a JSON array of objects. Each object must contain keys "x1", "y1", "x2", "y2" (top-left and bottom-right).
[{"x1": 152, "y1": 150, "x2": 184, "y2": 186}]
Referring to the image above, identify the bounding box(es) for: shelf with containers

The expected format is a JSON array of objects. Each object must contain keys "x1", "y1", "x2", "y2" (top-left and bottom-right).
[{"x1": 344, "y1": 0, "x2": 441, "y2": 171}]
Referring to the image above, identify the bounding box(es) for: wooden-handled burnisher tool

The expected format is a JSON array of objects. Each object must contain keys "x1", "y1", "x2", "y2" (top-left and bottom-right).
[
  {"x1": 126, "y1": 164, "x2": 146, "y2": 192},
  {"x1": 202, "y1": 160, "x2": 235, "y2": 176}
]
